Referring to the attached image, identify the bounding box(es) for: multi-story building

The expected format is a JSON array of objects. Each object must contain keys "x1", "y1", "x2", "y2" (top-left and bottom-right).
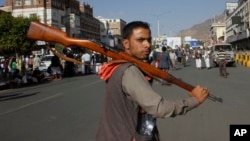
[
  {"x1": 225, "y1": 0, "x2": 250, "y2": 50},
  {"x1": 96, "y1": 16, "x2": 126, "y2": 48},
  {"x1": 153, "y1": 35, "x2": 181, "y2": 49},
  {"x1": 107, "y1": 18, "x2": 126, "y2": 36},
  {"x1": 1, "y1": 1, "x2": 128, "y2": 48},
  {"x1": 210, "y1": 22, "x2": 226, "y2": 44},
  {"x1": 0, "y1": 0, "x2": 105, "y2": 50},
  {"x1": 224, "y1": 2, "x2": 238, "y2": 43},
  {"x1": 79, "y1": 2, "x2": 100, "y2": 41},
  {"x1": 5, "y1": 0, "x2": 81, "y2": 38}
]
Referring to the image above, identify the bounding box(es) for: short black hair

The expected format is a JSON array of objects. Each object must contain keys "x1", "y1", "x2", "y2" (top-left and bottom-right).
[
  {"x1": 122, "y1": 21, "x2": 151, "y2": 39},
  {"x1": 162, "y1": 46, "x2": 167, "y2": 51}
]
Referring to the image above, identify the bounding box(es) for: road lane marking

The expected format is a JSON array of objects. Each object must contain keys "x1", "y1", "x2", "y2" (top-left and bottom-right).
[
  {"x1": 0, "y1": 79, "x2": 102, "y2": 116},
  {"x1": 79, "y1": 80, "x2": 102, "y2": 88},
  {"x1": 0, "y1": 92, "x2": 64, "y2": 116}
]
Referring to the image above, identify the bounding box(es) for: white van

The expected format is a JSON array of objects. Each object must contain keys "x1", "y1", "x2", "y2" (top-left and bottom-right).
[
  {"x1": 39, "y1": 55, "x2": 54, "y2": 71},
  {"x1": 211, "y1": 43, "x2": 236, "y2": 67}
]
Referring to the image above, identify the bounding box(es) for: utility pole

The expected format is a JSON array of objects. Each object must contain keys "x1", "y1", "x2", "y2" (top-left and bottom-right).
[
  {"x1": 149, "y1": 11, "x2": 171, "y2": 37},
  {"x1": 157, "y1": 20, "x2": 160, "y2": 37}
]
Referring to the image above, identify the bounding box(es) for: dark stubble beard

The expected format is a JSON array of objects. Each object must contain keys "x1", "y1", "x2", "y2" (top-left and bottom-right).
[{"x1": 142, "y1": 56, "x2": 150, "y2": 63}]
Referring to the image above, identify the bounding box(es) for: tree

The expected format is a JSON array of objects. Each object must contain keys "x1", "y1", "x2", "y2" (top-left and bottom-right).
[
  {"x1": 0, "y1": 13, "x2": 14, "y2": 54},
  {"x1": 0, "y1": 13, "x2": 40, "y2": 55}
]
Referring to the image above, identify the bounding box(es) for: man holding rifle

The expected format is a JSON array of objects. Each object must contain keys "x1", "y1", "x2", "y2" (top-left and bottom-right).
[{"x1": 96, "y1": 21, "x2": 209, "y2": 141}]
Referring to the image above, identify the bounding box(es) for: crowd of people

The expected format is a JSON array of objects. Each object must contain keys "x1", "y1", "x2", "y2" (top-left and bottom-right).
[
  {"x1": 193, "y1": 47, "x2": 212, "y2": 70},
  {"x1": 149, "y1": 46, "x2": 190, "y2": 71},
  {"x1": 0, "y1": 48, "x2": 109, "y2": 90},
  {"x1": 0, "y1": 55, "x2": 47, "y2": 89},
  {"x1": 76, "y1": 51, "x2": 108, "y2": 75},
  {"x1": 149, "y1": 46, "x2": 216, "y2": 71},
  {"x1": 0, "y1": 42, "x2": 227, "y2": 92}
]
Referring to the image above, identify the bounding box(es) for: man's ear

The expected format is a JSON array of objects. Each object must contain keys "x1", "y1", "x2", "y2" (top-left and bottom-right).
[
  {"x1": 123, "y1": 39, "x2": 130, "y2": 50},
  {"x1": 122, "y1": 39, "x2": 129, "y2": 50}
]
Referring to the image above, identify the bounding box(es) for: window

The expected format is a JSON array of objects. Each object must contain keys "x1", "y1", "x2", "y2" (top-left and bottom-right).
[
  {"x1": 15, "y1": 0, "x2": 22, "y2": 6},
  {"x1": 215, "y1": 45, "x2": 232, "y2": 51},
  {"x1": 24, "y1": 0, "x2": 31, "y2": 5},
  {"x1": 33, "y1": 0, "x2": 40, "y2": 5},
  {"x1": 61, "y1": 16, "x2": 65, "y2": 24}
]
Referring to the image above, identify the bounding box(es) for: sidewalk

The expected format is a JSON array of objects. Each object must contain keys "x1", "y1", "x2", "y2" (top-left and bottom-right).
[
  {"x1": 0, "y1": 76, "x2": 54, "y2": 91},
  {"x1": 0, "y1": 73, "x2": 87, "y2": 91}
]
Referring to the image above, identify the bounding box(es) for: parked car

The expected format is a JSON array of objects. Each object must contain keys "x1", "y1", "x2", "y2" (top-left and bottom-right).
[
  {"x1": 211, "y1": 43, "x2": 236, "y2": 67},
  {"x1": 39, "y1": 55, "x2": 54, "y2": 71}
]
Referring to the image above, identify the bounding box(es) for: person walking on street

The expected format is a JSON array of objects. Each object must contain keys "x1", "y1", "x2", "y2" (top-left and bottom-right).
[
  {"x1": 28, "y1": 55, "x2": 33, "y2": 70},
  {"x1": 24, "y1": 56, "x2": 29, "y2": 70},
  {"x1": 194, "y1": 48, "x2": 202, "y2": 70},
  {"x1": 157, "y1": 46, "x2": 172, "y2": 72},
  {"x1": 169, "y1": 49, "x2": 177, "y2": 70},
  {"x1": 217, "y1": 47, "x2": 227, "y2": 78},
  {"x1": 10, "y1": 57, "x2": 17, "y2": 73},
  {"x1": 80, "y1": 53, "x2": 85, "y2": 74},
  {"x1": 50, "y1": 55, "x2": 62, "y2": 80},
  {"x1": 33, "y1": 54, "x2": 41, "y2": 70},
  {"x1": 203, "y1": 47, "x2": 211, "y2": 69},
  {"x1": 94, "y1": 53, "x2": 106, "y2": 74},
  {"x1": 157, "y1": 46, "x2": 172, "y2": 85},
  {"x1": 181, "y1": 48, "x2": 187, "y2": 67},
  {"x1": 149, "y1": 46, "x2": 161, "y2": 68},
  {"x1": 176, "y1": 48, "x2": 182, "y2": 64},
  {"x1": 96, "y1": 21, "x2": 209, "y2": 141},
  {"x1": 82, "y1": 51, "x2": 91, "y2": 74}
]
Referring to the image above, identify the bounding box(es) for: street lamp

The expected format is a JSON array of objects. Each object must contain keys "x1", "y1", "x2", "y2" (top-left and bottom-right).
[{"x1": 149, "y1": 11, "x2": 171, "y2": 37}]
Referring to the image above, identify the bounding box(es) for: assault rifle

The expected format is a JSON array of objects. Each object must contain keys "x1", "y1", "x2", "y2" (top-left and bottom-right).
[{"x1": 26, "y1": 21, "x2": 222, "y2": 103}]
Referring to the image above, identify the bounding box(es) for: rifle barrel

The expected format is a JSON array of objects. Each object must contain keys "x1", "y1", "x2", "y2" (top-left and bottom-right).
[{"x1": 27, "y1": 21, "x2": 222, "y2": 103}]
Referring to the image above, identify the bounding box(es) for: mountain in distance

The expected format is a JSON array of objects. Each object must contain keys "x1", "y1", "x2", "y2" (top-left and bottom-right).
[{"x1": 176, "y1": 12, "x2": 225, "y2": 41}]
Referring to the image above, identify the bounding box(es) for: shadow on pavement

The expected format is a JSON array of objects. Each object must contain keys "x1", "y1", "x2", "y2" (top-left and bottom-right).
[{"x1": 0, "y1": 92, "x2": 39, "y2": 101}]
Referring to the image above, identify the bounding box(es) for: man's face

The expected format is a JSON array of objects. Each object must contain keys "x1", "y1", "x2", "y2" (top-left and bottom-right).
[{"x1": 122, "y1": 27, "x2": 151, "y2": 60}]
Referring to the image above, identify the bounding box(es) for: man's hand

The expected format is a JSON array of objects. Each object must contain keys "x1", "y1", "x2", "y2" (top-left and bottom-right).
[{"x1": 189, "y1": 85, "x2": 210, "y2": 104}]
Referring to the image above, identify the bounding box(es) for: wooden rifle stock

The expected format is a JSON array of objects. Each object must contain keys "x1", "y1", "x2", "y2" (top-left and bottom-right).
[{"x1": 27, "y1": 22, "x2": 222, "y2": 103}]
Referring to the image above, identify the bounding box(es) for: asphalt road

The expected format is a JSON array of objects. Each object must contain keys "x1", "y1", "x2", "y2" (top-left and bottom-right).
[{"x1": 0, "y1": 59, "x2": 250, "y2": 141}]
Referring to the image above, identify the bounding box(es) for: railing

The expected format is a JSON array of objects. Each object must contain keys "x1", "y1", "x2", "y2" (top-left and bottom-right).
[{"x1": 235, "y1": 51, "x2": 250, "y2": 67}]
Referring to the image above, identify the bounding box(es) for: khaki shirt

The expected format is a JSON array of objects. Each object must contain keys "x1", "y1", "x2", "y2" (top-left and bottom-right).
[{"x1": 122, "y1": 65, "x2": 199, "y2": 118}]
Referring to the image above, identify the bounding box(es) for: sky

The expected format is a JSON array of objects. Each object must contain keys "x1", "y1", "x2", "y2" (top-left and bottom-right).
[{"x1": 0, "y1": 0, "x2": 238, "y2": 37}]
